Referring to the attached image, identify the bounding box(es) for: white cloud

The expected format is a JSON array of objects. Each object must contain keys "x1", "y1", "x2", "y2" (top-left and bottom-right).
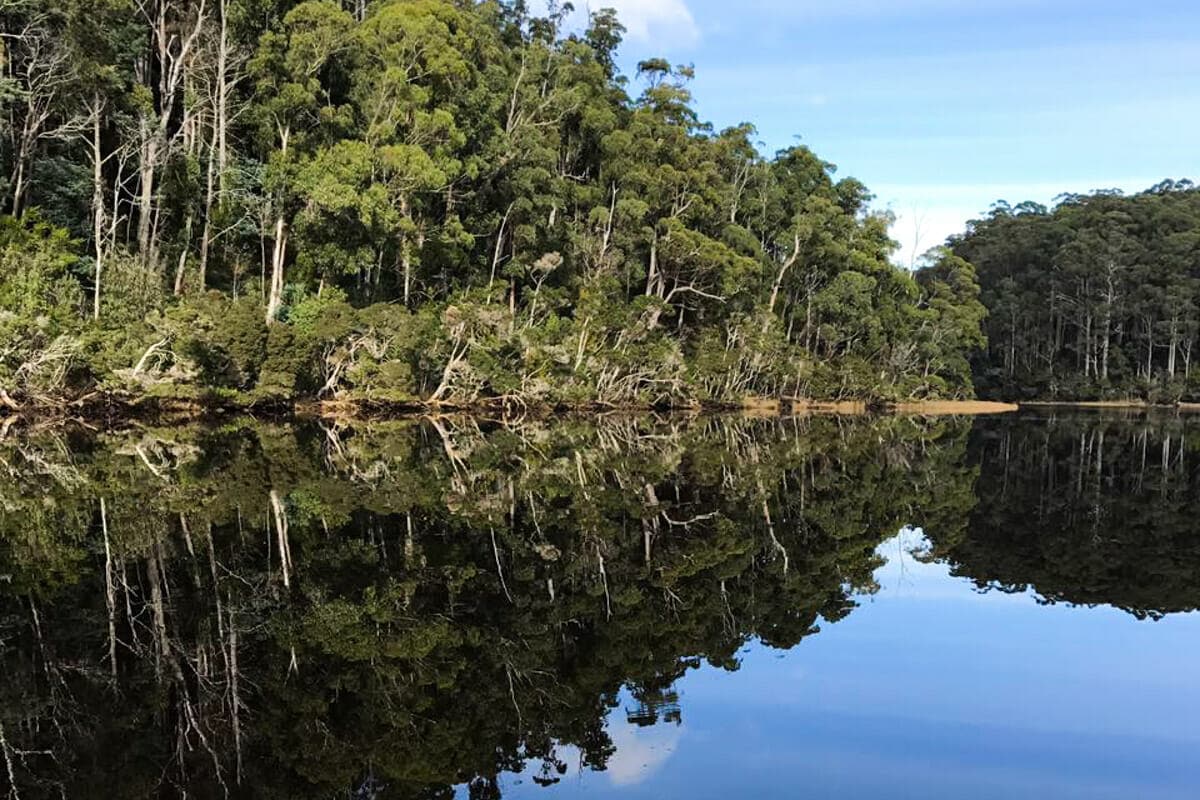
[
  {"x1": 578, "y1": 0, "x2": 701, "y2": 47},
  {"x1": 604, "y1": 718, "x2": 683, "y2": 786}
]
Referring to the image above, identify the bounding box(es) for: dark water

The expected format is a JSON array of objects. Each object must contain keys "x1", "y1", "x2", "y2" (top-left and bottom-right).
[{"x1": 1, "y1": 411, "x2": 1198, "y2": 799}]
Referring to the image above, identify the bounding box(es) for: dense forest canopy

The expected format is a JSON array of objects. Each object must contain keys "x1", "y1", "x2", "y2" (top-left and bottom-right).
[
  {"x1": 954, "y1": 181, "x2": 1200, "y2": 401},
  {"x1": 0, "y1": 0, "x2": 986, "y2": 410}
]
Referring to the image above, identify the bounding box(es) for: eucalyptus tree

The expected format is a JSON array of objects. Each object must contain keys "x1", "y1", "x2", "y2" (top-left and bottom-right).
[
  {"x1": 0, "y1": 0, "x2": 990, "y2": 408},
  {"x1": 351, "y1": 0, "x2": 497, "y2": 304},
  {"x1": 914, "y1": 248, "x2": 988, "y2": 395},
  {"x1": 249, "y1": 0, "x2": 356, "y2": 323},
  {"x1": 959, "y1": 183, "x2": 1200, "y2": 400},
  {"x1": 602, "y1": 59, "x2": 756, "y2": 330}
]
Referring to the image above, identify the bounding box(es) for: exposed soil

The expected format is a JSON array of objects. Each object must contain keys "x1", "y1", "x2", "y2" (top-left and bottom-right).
[{"x1": 891, "y1": 400, "x2": 1019, "y2": 415}]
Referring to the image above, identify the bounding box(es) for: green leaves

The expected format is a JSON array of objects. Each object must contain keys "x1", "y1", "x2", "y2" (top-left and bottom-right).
[
  {"x1": 0, "y1": 213, "x2": 81, "y2": 319},
  {"x1": 0, "y1": 0, "x2": 987, "y2": 408},
  {"x1": 250, "y1": 0, "x2": 357, "y2": 151},
  {"x1": 959, "y1": 185, "x2": 1200, "y2": 400}
]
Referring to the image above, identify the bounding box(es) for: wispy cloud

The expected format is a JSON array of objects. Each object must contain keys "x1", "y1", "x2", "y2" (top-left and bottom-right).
[
  {"x1": 574, "y1": 0, "x2": 701, "y2": 48},
  {"x1": 605, "y1": 720, "x2": 683, "y2": 786}
]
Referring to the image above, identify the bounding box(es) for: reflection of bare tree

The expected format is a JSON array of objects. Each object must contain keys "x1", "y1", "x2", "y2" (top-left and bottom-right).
[{"x1": 114, "y1": 434, "x2": 201, "y2": 481}]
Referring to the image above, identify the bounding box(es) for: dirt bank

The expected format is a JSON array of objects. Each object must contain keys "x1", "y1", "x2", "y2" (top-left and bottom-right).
[{"x1": 891, "y1": 400, "x2": 1020, "y2": 415}]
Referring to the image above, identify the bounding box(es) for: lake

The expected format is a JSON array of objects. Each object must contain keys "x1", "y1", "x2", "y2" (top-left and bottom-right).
[{"x1": 1, "y1": 410, "x2": 1198, "y2": 799}]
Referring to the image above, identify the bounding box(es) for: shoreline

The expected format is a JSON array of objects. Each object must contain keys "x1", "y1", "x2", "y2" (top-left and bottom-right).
[
  {"x1": 892, "y1": 400, "x2": 1019, "y2": 415},
  {"x1": 294, "y1": 397, "x2": 1024, "y2": 419},
  {"x1": 19, "y1": 395, "x2": 1200, "y2": 426},
  {"x1": 1019, "y1": 400, "x2": 1200, "y2": 411},
  {"x1": 0, "y1": 395, "x2": 1022, "y2": 428}
]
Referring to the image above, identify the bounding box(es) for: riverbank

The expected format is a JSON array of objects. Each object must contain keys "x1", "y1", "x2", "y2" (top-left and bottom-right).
[
  {"x1": 892, "y1": 400, "x2": 1019, "y2": 415},
  {"x1": 306, "y1": 396, "x2": 1022, "y2": 420},
  {"x1": 45, "y1": 392, "x2": 1200, "y2": 424},
  {"x1": 0, "y1": 393, "x2": 1022, "y2": 427}
]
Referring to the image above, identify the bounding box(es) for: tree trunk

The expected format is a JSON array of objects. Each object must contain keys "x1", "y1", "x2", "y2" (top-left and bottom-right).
[
  {"x1": 198, "y1": 118, "x2": 219, "y2": 291},
  {"x1": 173, "y1": 215, "x2": 194, "y2": 296},
  {"x1": 91, "y1": 96, "x2": 106, "y2": 320},
  {"x1": 10, "y1": 135, "x2": 29, "y2": 218},
  {"x1": 1145, "y1": 320, "x2": 1154, "y2": 382},
  {"x1": 270, "y1": 490, "x2": 292, "y2": 588},
  {"x1": 266, "y1": 216, "x2": 287, "y2": 324},
  {"x1": 266, "y1": 127, "x2": 290, "y2": 324},
  {"x1": 100, "y1": 498, "x2": 118, "y2": 680},
  {"x1": 1100, "y1": 262, "x2": 1116, "y2": 381},
  {"x1": 1168, "y1": 317, "x2": 1179, "y2": 378},
  {"x1": 1101, "y1": 307, "x2": 1111, "y2": 380},
  {"x1": 402, "y1": 244, "x2": 412, "y2": 307},
  {"x1": 1008, "y1": 308, "x2": 1017, "y2": 377},
  {"x1": 216, "y1": 0, "x2": 230, "y2": 187},
  {"x1": 645, "y1": 234, "x2": 659, "y2": 297},
  {"x1": 136, "y1": 0, "x2": 209, "y2": 266},
  {"x1": 137, "y1": 116, "x2": 159, "y2": 261},
  {"x1": 767, "y1": 235, "x2": 801, "y2": 322},
  {"x1": 1083, "y1": 312, "x2": 1092, "y2": 378}
]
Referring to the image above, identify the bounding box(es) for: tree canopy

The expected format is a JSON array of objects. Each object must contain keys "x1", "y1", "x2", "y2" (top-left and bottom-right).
[
  {"x1": 952, "y1": 182, "x2": 1200, "y2": 401},
  {"x1": 0, "y1": 0, "x2": 985, "y2": 412}
]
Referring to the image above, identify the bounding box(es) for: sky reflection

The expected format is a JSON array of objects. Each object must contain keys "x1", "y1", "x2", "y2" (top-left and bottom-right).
[{"x1": 495, "y1": 529, "x2": 1200, "y2": 799}]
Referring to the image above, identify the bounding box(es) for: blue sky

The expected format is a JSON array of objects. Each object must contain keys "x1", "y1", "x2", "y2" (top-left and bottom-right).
[
  {"x1": 568, "y1": 0, "x2": 1200, "y2": 265},
  {"x1": 490, "y1": 528, "x2": 1200, "y2": 799}
]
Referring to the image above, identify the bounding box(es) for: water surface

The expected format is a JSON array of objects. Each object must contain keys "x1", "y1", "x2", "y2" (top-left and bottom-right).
[{"x1": 0, "y1": 411, "x2": 1197, "y2": 798}]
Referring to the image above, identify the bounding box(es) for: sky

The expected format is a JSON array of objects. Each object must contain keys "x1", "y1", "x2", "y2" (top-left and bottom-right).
[
  {"x1": 560, "y1": 0, "x2": 1200, "y2": 266},
  {"x1": 491, "y1": 527, "x2": 1200, "y2": 799}
]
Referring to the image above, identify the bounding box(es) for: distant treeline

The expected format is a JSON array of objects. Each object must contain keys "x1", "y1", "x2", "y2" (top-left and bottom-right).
[
  {"x1": 954, "y1": 180, "x2": 1200, "y2": 402},
  {"x1": 0, "y1": 0, "x2": 985, "y2": 412}
]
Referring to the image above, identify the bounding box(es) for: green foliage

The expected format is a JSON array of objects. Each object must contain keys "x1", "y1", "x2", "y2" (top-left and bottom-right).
[
  {"x1": 0, "y1": 1, "x2": 987, "y2": 409},
  {"x1": 98, "y1": 251, "x2": 166, "y2": 324},
  {"x1": 175, "y1": 293, "x2": 269, "y2": 389},
  {"x1": 955, "y1": 183, "x2": 1200, "y2": 400},
  {"x1": 0, "y1": 414, "x2": 981, "y2": 797},
  {"x1": 0, "y1": 214, "x2": 84, "y2": 396},
  {"x1": 0, "y1": 213, "x2": 82, "y2": 321},
  {"x1": 914, "y1": 249, "x2": 989, "y2": 397}
]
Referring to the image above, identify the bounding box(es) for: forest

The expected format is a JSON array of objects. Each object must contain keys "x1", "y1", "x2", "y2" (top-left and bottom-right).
[
  {"x1": 0, "y1": 0, "x2": 987, "y2": 412},
  {"x1": 955, "y1": 181, "x2": 1200, "y2": 402}
]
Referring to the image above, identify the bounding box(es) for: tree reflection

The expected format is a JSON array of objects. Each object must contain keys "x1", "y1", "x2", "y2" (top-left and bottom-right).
[
  {"x1": 922, "y1": 411, "x2": 1200, "y2": 619},
  {"x1": 0, "y1": 414, "x2": 974, "y2": 798}
]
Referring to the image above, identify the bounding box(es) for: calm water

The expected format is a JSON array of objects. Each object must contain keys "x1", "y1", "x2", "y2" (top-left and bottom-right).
[{"x1": 1, "y1": 411, "x2": 1198, "y2": 798}]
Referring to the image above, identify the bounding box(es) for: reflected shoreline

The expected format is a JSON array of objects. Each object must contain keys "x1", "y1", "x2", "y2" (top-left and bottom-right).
[
  {"x1": 0, "y1": 411, "x2": 1196, "y2": 797},
  {"x1": 0, "y1": 398, "x2": 1023, "y2": 431}
]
